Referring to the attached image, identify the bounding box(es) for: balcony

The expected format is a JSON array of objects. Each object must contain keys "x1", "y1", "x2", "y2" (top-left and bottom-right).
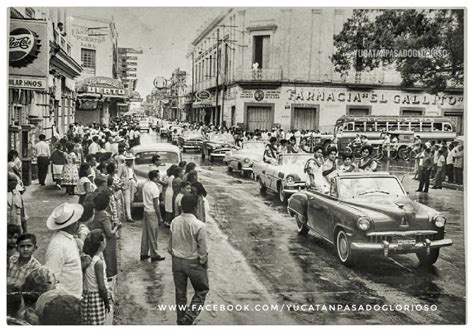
[{"x1": 234, "y1": 68, "x2": 282, "y2": 82}]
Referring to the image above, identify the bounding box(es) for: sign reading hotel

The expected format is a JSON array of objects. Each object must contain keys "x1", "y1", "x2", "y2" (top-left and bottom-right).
[
  {"x1": 71, "y1": 24, "x2": 106, "y2": 49},
  {"x1": 286, "y1": 88, "x2": 463, "y2": 107}
]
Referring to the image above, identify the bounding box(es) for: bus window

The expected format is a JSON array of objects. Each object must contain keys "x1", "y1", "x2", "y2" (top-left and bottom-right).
[
  {"x1": 433, "y1": 123, "x2": 443, "y2": 131},
  {"x1": 421, "y1": 122, "x2": 433, "y2": 132},
  {"x1": 387, "y1": 121, "x2": 398, "y2": 131},
  {"x1": 342, "y1": 122, "x2": 354, "y2": 131},
  {"x1": 354, "y1": 121, "x2": 365, "y2": 132},
  {"x1": 399, "y1": 122, "x2": 410, "y2": 131},
  {"x1": 366, "y1": 122, "x2": 376, "y2": 132},
  {"x1": 410, "y1": 122, "x2": 421, "y2": 132},
  {"x1": 443, "y1": 123, "x2": 453, "y2": 132},
  {"x1": 376, "y1": 121, "x2": 387, "y2": 131}
]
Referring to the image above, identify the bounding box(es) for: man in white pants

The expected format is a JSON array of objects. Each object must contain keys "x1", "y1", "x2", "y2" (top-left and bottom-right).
[{"x1": 118, "y1": 153, "x2": 137, "y2": 222}]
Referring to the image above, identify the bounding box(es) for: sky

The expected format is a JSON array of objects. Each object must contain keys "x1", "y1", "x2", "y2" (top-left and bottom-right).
[{"x1": 68, "y1": 7, "x2": 226, "y2": 97}]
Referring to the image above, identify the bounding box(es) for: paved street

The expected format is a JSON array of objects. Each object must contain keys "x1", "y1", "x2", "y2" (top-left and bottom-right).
[{"x1": 24, "y1": 131, "x2": 464, "y2": 325}]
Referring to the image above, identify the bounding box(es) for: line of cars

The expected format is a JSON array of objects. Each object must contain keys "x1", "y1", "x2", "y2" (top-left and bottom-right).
[{"x1": 128, "y1": 136, "x2": 453, "y2": 268}]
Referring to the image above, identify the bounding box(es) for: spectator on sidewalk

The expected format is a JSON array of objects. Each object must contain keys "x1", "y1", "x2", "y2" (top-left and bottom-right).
[
  {"x1": 8, "y1": 150, "x2": 22, "y2": 179},
  {"x1": 8, "y1": 224, "x2": 21, "y2": 261},
  {"x1": 34, "y1": 134, "x2": 50, "y2": 186},
  {"x1": 62, "y1": 143, "x2": 80, "y2": 195},
  {"x1": 433, "y1": 146, "x2": 447, "y2": 189},
  {"x1": 140, "y1": 170, "x2": 166, "y2": 262},
  {"x1": 45, "y1": 203, "x2": 84, "y2": 299},
  {"x1": 7, "y1": 233, "x2": 41, "y2": 288},
  {"x1": 416, "y1": 146, "x2": 433, "y2": 193},
  {"x1": 168, "y1": 194, "x2": 209, "y2": 325},
  {"x1": 39, "y1": 294, "x2": 81, "y2": 325},
  {"x1": 50, "y1": 144, "x2": 67, "y2": 190},
  {"x1": 446, "y1": 144, "x2": 455, "y2": 183},
  {"x1": 8, "y1": 172, "x2": 28, "y2": 232},
  {"x1": 454, "y1": 145, "x2": 464, "y2": 185}
]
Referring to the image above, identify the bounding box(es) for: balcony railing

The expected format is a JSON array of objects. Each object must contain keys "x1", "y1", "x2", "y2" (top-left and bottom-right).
[
  {"x1": 234, "y1": 68, "x2": 282, "y2": 82},
  {"x1": 53, "y1": 28, "x2": 72, "y2": 56}
]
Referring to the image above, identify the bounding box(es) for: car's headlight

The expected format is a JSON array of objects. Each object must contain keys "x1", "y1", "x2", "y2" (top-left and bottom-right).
[
  {"x1": 286, "y1": 176, "x2": 295, "y2": 184},
  {"x1": 432, "y1": 215, "x2": 446, "y2": 228},
  {"x1": 244, "y1": 158, "x2": 250, "y2": 163},
  {"x1": 357, "y1": 217, "x2": 372, "y2": 231}
]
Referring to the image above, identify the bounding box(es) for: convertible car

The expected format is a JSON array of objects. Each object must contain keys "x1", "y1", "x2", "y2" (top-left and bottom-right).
[
  {"x1": 201, "y1": 133, "x2": 237, "y2": 161},
  {"x1": 253, "y1": 153, "x2": 312, "y2": 203},
  {"x1": 177, "y1": 131, "x2": 204, "y2": 152},
  {"x1": 130, "y1": 143, "x2": 181, "y2": 208},
  {"x1": 287, "y1": 171, "x2": 452, "y2": 267},
  {"x1": 224, "y1": 141, "x2": 266, "y2": 177}
]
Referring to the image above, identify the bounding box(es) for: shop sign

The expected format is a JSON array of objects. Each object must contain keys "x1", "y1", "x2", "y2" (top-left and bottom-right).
[
  {"x1": 195, "y1": 90, "x2": 211, "y2": 100},
  {"x1": 9, "y1": 75, "x2": 47, "y2": 90},
  {"x1": 9, "y1": 19, "x2": 49, "y2": 79},
  {"x1": 286, "y1": 87, "x2": 463, "y2": 107},
  {"x1": 153, "y1": 76, "x2": 167, "y2": 89},
  {"x1": 71, "y1": 24, "x2": 106, "y2": 49},
  {"x1": 240, "y1": 89, "x2": 281, "y2": 100},
  {"x1": 86, "y1": 86, "x2": 125, "y2": 96}
]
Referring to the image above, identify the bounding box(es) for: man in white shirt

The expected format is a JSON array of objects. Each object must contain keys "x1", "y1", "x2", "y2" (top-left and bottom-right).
[
  {"x1": 34, "y1": 134, "x2": 51, "y2": 186},
  {"x1": 45, "y1": 203, "x2": 85, "y2": 299},
  {"x1": 140, "y1": 170, "x2": 166, "y2": 262},
  {"x1": 446, "y1": 144, "x2": 456, "y2": 183},
  {"x1": 104, "y1": 136, "x2": 113, "y2": 153},
  {"x1": 168, "y1": 194, "x2": 208, "y2": 325},
  {"x1": 88, "y1": 136, "x2": 100, "y2": 155}
]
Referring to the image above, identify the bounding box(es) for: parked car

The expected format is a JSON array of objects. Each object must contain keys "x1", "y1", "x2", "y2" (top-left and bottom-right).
[
  {"x1": 253, "y1": 153, "x2": 312, "y2": 203},
  {"x1": 168, "y1": 126, "x2": 184, "y2": 144},
  {"x1": 202, "y1": 133, "x2": 237, "y2": 161},
  {"x1": 139, "y1": 120, "x2": 150, "y2": 133},
  {"x1": 159, "y1": 121, "x2": 171, "y2": 137},
  {"x1": 130, "y1": 143, "x2": 181, "y2": 208},
  {"x1": 287, "y1": 172, "x2": 452, "y2": 266},
  {"x1": 178, "y1": 131, "x2": 204, "y2": 152},
  {"x1": 224, "y1": 141, "x2": 266, "y2": 177}
]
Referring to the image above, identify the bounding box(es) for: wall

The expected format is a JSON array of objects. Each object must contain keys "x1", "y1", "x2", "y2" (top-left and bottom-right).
[{"x1": 69, "y1": 15, "x2": 115, "y2": 80}]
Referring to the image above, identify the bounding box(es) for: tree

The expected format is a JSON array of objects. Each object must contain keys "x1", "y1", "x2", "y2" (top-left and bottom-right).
[{"x1": 332, "y1": 9, "x2": 464, "y2": 93}]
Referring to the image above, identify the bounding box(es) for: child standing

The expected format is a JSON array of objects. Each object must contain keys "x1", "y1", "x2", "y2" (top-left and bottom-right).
[
  {"x1": 81, "y1": 229, "x2": 110, "y2": 325},
  {"x1": 174, "y1": 181, "x2": 192, "y2": 216},
  {"x1": 7, "y1": 233, "x2": 41, "y2": 288},
  {"x1": 7, "y1": 224, "x2": 21, "y2": 261}
]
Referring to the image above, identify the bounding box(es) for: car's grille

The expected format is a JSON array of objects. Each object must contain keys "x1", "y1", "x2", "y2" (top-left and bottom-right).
[{"x1": 368, "y1": 233, "x2": 435, "y2": 243}]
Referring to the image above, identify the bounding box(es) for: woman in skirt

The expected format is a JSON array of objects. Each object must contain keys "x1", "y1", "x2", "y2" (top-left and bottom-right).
[
  {"x1": 62, "y1": 142, "x2": 80, "y2": 195},
  {"x1": 106, "y1": 162, "x2": 126, "y2": 224},
  {"x1": 50, "y1": 144, "x2": 67, "y2": 190},
  {"x1": 81, "y1": 229, "x2": 110, "y2": 325}
]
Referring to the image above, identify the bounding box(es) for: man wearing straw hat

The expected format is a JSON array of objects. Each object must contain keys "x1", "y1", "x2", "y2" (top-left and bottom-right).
[
  {"x1": 44, "y1": 203, "x2": 85, "y2": 299},
  {"x1": 118, "y1": 152, "x2": 138, "y2": 222}
]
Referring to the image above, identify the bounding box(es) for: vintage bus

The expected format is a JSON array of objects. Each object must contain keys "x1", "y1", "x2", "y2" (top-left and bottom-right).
[{"x1": 334, "y1": 115, "x2": 457, "y2": 150}]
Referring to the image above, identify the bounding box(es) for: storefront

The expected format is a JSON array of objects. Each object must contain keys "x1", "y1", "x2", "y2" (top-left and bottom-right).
[
  {"x1": 9, "y1": 19, "x2": 50, "y2": 184},
  {"x1": 75, "y1": 76, "x2": 128, "y2": 126},
  {"x1": 224, "y1": 85, "x2": 464, "y2": 133},
  {"x1": 192, "y1": 90, "x2": 220, "y2": 125}
]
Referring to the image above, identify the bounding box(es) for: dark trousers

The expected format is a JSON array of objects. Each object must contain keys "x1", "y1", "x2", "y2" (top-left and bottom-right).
[
  {"x1": 37, "y1": 156, "x2": 50, "y2": 185},
  {"x1": 446, "y1": 164, "x2": 454, "y2": 183},
  {"x1": 417, "y1": 169, "x2": 431, "y2": 192},
  {"x1": 454, "y1": 167, "x2": 463, "y2": 185},
  {"x1": 172, "y1": 256, "x2": 209, "y2": 325},
  {"x1": 433, "y1": 165, "x2": 445, "y2": 188}
]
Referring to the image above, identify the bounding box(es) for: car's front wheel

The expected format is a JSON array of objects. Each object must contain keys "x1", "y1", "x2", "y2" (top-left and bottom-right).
[
  {"x1": 336, "y1": 229, "x2": 356, "y2": 266},
  {"x1": 416, "y1": 248, "x2": 440, "y2": 266},
  {"x1": 278, "y1": 184, "x2": 288, "y2": 204},
  {"x1": 295, "y1": 214, "x2": 309, "y2": 235}
]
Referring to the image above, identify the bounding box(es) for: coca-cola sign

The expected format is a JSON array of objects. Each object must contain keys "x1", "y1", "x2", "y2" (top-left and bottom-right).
[
  {"x1": 9, "y1": 27, "x2": 41, "y2": 67},
  {"x1": 195, "y1": 90, "x2": 211, "y2": 101}
]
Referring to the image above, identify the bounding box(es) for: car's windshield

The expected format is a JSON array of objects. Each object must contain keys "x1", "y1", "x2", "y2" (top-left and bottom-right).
[
  {"x1": 338, "y1": 177, "x2": 405, "y2": 199},
  {"x1": 280, "y1": 154, "x2": 311, "y2": 165},
  {"x1": 243, "y1": 142, "x2": 265, "y2": 150},
  {"x1": 210, "y1": 134, "x2": 234, "y2": 143},
  {"x1": 134, "y1": 151, "x2": 179, "y2": 165}
]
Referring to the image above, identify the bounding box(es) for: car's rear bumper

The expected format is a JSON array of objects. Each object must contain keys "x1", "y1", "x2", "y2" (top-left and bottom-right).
[
  {"x1": 183, "y1": 145, "x2": 201, "y2": 149},
  {"x1": 210, "y1": 152, "x2": 227, "y2": 157},
  {"x1": 351, "y1": 238, "x2": 453, "y2": 256},
  {"x1": 283, "y1": 183, "x2": 306, "y2": 194}
]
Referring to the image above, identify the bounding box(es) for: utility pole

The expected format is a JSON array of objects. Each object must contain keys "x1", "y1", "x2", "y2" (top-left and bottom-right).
[{"x1": 215, "y1": 28, "x2": 220, "y2": 127}]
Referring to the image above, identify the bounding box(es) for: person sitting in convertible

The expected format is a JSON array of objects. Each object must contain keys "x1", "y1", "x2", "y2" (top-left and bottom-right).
[
  {"x1": 322, "y1": 147, "x2": 338, "y2": 183},
  {"x1": 287, "y1": 136, "x2": 300, "y2": 153},
  {"x1": 263, "y1": 137, "x2": 279, "y2": 164},
  {"x1": 305, "y1": 145, "x2": 326, "y2": 192},
  {"x1": 338, "y1": 153, "x2": 356, "y2": 173},
  {"x1": 356, "y1": 145, "x2": 378, "y2": 172}
]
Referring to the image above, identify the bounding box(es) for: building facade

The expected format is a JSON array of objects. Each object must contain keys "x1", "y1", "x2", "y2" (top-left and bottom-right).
[
  {"x1": 69, "y1": 14, "x2": 127, "y2": 125},
  {"x1": 190, "y1": 8, "x2": 464, "y2": 134},
  {"x1": 9, "y1": 7, "x2": 82, "y2": 183},
  {"x1": 118, "y1": 47, "x2": 142, "y2": 91}
]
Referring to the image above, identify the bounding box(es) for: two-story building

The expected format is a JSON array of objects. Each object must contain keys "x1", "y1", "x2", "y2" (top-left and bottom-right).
[
  {"x1": 69, "y1": 14, "x2": 127, "y2": 125},
  {"x1": 190, "y1": 8, "x2": 464, "y2": 134}
]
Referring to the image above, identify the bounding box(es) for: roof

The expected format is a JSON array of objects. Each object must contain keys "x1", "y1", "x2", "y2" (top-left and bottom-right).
[{"x1": 130, "y1": 143, "x2": 180, "y2": 154}]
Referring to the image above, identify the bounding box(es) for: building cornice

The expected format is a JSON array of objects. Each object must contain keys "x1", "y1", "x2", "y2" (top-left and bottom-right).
[{"x1": 191, "y1": 9, "x2": 233, "y2": 46}]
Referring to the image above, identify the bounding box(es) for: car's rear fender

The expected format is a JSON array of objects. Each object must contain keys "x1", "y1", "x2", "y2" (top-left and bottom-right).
[{"x1": 287, "y1": 192, "x2": 308, "y2": 221}]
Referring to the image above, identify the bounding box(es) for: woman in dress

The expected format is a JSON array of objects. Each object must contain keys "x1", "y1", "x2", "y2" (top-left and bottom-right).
[
  {"x1": 338, "y1": 153, "x2": 356, "y2": 173},
  {"x1": 49, "y1": 144, "x2": 67, "y2": 190},
  {"x1": 106, "y1": 162, "x2": 126, "y2": 224},
  {"x1": 182, "y1": 162, "x2": 196, "y2": 183},
  {"x1": 187, "y1": 170, "x2": 207, "y2": 222},
  {"x1": 321, "y1": 147, "x2": 338, "y2": 193},
  {"x1": 77, "y1": 163, "x2": 95, "y2": 204},
  {"x1": 62, "y1": 142, "x2": 80, "y2": 195},
  {"x1": 305, "y1": 145, "x2": 326, "y2": 192},
  {"x1": 163, "y1": 165, "x2": 178, "y2": 226},
  {"x1": 7, "y1": 150, "x2": 22, "y2": 178},
  {"x1": 357, "y1": 145, "x2": 378, "y2": 172},
  {"x1": 171, "y1": 167, "x2": 184, "y2": 216}
]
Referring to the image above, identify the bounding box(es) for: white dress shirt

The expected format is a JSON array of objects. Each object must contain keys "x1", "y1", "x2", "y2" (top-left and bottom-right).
[
  {"x1": 45, "y1": 231, "x2": 83, "y2": 299},
  {"x1": 34, "y1": 141, "x2": 50, "y2": 157}
]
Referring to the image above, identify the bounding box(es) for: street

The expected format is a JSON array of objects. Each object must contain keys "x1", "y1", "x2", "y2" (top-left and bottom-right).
[{"x1": 25, "y1": 131, "x2": 465, "y2": 325}]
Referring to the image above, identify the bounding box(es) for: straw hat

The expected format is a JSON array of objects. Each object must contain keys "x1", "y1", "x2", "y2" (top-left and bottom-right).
[
  {"x1": 46, "y1": 203, "x2": 84, "y2": 231},
  {"x1": 124, "y1": 152, "x2": 135, "y2": 160}
]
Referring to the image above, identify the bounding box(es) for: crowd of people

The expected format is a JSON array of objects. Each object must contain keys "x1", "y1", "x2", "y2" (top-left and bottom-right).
[{"x1": 7, "y1": 118, "x2": 210, "y2": 325}]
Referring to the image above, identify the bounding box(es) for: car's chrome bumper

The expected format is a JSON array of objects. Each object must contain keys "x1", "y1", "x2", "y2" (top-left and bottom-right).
[
  {"x1": 351, "y1": 238, "x2": 453, "y2": 256},
  {"x1": 241, "y1": 166, "x2": 253, "y2": 172},
  {"x1": 283, "y1": 183, "x2": 306, "y2": 194},
  {"x1": 183, "y1": 145, "x2": 201, "y2": 149},
  {"x1": 210, "y1": 152, "x2": 227, "y2": 157}
]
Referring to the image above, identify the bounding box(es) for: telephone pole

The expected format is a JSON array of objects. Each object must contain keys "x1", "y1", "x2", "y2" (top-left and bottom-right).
[{"x1": 215, "y1": 28, "x2": 220, "y2": 127}]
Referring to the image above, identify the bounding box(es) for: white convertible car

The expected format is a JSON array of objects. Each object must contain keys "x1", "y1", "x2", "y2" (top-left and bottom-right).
[
  {"x1": 253, "y1": 153, "x2": 312, "y2": 203},
  {"x1": 224, "y1": 141, "x2": 266, "y2": 177}
]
